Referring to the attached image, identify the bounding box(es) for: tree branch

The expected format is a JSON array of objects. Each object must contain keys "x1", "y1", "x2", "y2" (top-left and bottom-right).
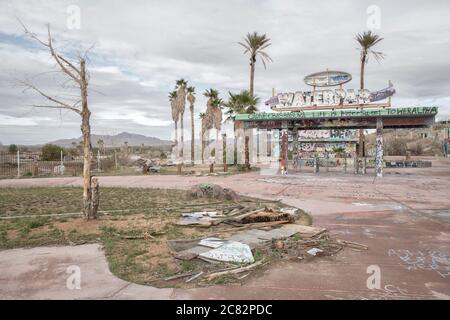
[
  {"x1": 47, "y1": 25, "x2": 81, "y2": 85},
  {"x1": 21, "y1": 81, "x2": 81, "y2": 115},
  {"x1": 57, "y1": 54, "x2": 81, "y2": 76},
  {"x1": 32, "y1": 105, "x2": 82, "y2": 115},
  {"x1": 19, "y1": 19, "x2": 82, "y2": 85},
  {"x1": 17, "y1": 17, "x2": 50, "y2": 48}
]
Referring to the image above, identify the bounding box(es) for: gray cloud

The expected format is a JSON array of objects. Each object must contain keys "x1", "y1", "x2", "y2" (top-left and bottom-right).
[{"x1": 0, "y1": 0, "x2": 449, "y2": 145}]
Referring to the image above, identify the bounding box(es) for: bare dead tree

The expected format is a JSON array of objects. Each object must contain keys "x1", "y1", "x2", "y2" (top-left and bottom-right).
[{"x1": 19, "y1": 22, "x2": 98, "y2": 219}]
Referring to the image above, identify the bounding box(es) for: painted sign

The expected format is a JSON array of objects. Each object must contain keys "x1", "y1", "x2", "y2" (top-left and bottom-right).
[
  {"x1": 369, "y1": 83, "x2": 396, "y2": 102},
  {"x1": 236, "y1": 107, "x2": 438, "y2": 121},
  {"x1": 266, "y1": 86, "x2": 395, "y2": 110},
  {"x1": 304, "y1": 70, "x2": 352, "y2": 87},
  {"x1": 298, "y1": 129, "x2": 357, "y2": 141}
]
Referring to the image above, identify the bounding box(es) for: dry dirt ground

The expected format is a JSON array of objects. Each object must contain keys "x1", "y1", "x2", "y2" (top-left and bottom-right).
[{"x1": 0, "y1": 158, "x2": 449, "y2": 299}]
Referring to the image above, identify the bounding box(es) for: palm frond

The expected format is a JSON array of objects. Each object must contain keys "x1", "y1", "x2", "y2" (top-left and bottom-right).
[
  {"x1": 168, "y1": 91, "x2": 177, "y2": 100},
  {"x1": 371, "y1": 50, "x2": 385, "y2": 63},
  {"x1": 187, "y1": 86, "x2": 195, "y2": 94},
  {"x1": 355, "y1": 30, "x2": 384, "y2": 65},
  {"x1": 238, "y1": 42, "x2": 250, "y2": 54},
  {"x1": 239, "y1": 32, "x2": 273, "y2": 70}
]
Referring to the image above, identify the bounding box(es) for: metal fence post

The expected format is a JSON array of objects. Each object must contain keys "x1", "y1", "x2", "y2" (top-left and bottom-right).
[{"x1": 17, "y1": 150, "x2": 20, "y2": 178}]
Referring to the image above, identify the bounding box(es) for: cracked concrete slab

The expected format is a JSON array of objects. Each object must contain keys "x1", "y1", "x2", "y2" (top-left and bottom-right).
[{"x1": 0, "y1": 244, "x2": 173, "y2": 300}]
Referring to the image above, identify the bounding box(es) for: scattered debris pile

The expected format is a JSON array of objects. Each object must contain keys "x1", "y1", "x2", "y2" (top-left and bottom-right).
[
  {"x1": 134, "y1": 158, "x2": 161, "y2": 173},
  {"x1": 155, "y1": 187, "x2": 369, "y2": 286},
  {"x1": 176, "y1": 195, "x2": 300, "y2": 228},
  {"x1": 164, "y1": 207, "x2": 367, "y2": 286},
  {"x1": 241, "y1": 208, "x2": 294, "y2": 224},
  {"x1": 264, "y1": 232, "x2": 345, "y2": 261}
]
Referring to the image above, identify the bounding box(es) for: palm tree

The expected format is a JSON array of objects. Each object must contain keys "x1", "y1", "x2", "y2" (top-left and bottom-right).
[
  {"x1": 175, "y1": 79, "x2": 187, "y2": 157},
  {"x1": 199, "y1": 111, "x2": 208, "y2": 163},
  {"x1": 224, "y1": 90, "x2": 259, "y2": 166},
  {"x1": 201, "y1": 89, "x2": 223, "y2": 163},
  {"x1": 97, "y1": 139, "x2": 105, "y2": 156},
  {"x1": 355, "y1": 31, "x2": 384, "y2": 90},
  {"x1": 187, "y1": 86, "x2": 196, "y2": 164},
  {"x1": 355, "y1": 30, "x2": 384, "y2": 156},
  {"x1": 224, "y1": 90, "x2": 259, "y2": 123},
  {"x1": 238, "y1": 32, "x2": 273, "y2": 97},
  {"x1": 169, "y1": 90, "x2": 178, "y2": 145}
]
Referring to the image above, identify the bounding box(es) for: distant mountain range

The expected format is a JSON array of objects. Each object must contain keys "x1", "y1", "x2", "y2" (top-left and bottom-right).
[{"x1": 48, "y1": 132, "x2": 173, "y2": 147}]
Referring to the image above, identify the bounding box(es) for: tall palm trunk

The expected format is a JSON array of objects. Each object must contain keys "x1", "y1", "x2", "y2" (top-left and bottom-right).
[
  {"x1": 360, "y1": 53, "x2": 366, "y2": 90},
  {"x1": 180, "y1": 111, "x2": 184, "y2": 158},
  {"x1": 247, "y1": 56, "x2": 256, "y2": 168},
  {"x1": 358, "y1": 53, "x2": 367, "y2": 157},
  {"x1": 190, "y1": 105, "x2": 194, "y2": 164},
  {"x1": 249, "y1": 56, "x2": 255, "y2": 97},
  {"x1": 174, "y1": 121, "x2": 178, "y2": 145}
]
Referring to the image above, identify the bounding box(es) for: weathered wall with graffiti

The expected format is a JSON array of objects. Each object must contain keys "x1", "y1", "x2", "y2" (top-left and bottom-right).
[
  {"x1": 293, "y1": 129, "x2": 357, "y2": 158},
  {"x1": 297, "y1": 142, "x2": 356, "y2": 158},
  {"x1": 298, "y1": 129, "x2": 357, "y2": 140}
]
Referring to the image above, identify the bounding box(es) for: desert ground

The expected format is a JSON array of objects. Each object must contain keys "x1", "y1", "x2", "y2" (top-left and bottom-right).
[{"x1": 0, "y1": 158, "x2": 449, "y2": 300}]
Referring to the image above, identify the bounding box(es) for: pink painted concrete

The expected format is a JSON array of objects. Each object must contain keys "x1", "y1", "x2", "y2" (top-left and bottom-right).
[{"x1": 1, "y1": 160, "x2": 449, "y2": 299}]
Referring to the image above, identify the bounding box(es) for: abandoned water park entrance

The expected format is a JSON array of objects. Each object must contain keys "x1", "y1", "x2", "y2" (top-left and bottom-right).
[{"x1": 234, "y1": 106, "x2": 438, "y2": 177}]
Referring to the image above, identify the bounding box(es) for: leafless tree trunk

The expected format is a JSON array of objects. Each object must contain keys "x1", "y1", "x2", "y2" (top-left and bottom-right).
[{"x1": 19, "y1": 22, "x2": 98, "y2": 219}]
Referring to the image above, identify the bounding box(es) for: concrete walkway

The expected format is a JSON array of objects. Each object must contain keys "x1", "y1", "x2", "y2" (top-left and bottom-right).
[{"x1": 1, "y1": 169, "x2": 449, "y2": 299}]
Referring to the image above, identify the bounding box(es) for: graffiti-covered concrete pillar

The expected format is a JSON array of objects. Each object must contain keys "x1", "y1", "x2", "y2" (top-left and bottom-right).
[
  {"x1": 281, "y1": 129, "x2": 288, "y2": 171},
  {"x1": 376, "y1": 118, "x2": 384, "y2": 177},
  {"x1": 292, "y1": 127, "x2": 299, "y2": 169}
]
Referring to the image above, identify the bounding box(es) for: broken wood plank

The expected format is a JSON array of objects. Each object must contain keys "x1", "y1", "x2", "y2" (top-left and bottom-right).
[
  {"x1": 223, "y1": 208, "x2": 267, "y2": 222},
  {"x1": 164, "y1": 271, "x2": 196, "y2": 281},
  {"x1": 186, "y1": 271, "x2": 204, "y2": 283},
  {"x1": 225, "y1": 205, "x2": 256, "y2": 217},
  {"x1": 205, "y1": 260, "x2": 264, "y2": 280},
  {"x1": 203, "y1": 220, "x2": 290, "y2": 237},
  {"x1": 336, "y1": 239, "x2": 368, "y2": 250}
]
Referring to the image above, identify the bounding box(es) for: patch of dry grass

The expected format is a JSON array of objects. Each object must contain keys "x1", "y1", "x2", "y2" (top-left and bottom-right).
[{"x1": 0, "y1": 186, "x2": 310, "y2": 288}]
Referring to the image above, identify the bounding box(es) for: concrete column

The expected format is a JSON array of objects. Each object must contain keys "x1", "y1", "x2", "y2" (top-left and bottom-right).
[
  {"x1": 292, "y1": 127, "x2": 298, "y2": 169},
  {"x1": 222, "y1": 133, "x2": 228, "y2": 172},
  {"x1": 354, "y1": 156, "x2": 358, "y2": 174},
  {"x1": 376, "y1": 118, "x2": 384, "y2": 177},
  {"x1": 281, "y1": 129, "x2": 288, "y2": 172},
  {"x1": 244, "y1": 135, "x2": 250, "y2": 170},
  {"x1": 259, "y1": 129, "x2": 267, "y2": 163}
]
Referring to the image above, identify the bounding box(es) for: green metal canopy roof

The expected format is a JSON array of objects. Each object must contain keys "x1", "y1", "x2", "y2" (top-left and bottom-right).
[{"x1": 234, "y1": 106, "x2": 438, "y2": 121}]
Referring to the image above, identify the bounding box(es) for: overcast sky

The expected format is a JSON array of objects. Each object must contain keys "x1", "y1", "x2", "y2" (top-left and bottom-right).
[{"x1": 1, "y1": 0, "x2": 449, "y2": 145}]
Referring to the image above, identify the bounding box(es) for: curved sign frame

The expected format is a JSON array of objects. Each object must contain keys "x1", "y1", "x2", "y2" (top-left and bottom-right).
[{"x1": 304, "y1": 70, "x2": 352, "y2": 87}]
